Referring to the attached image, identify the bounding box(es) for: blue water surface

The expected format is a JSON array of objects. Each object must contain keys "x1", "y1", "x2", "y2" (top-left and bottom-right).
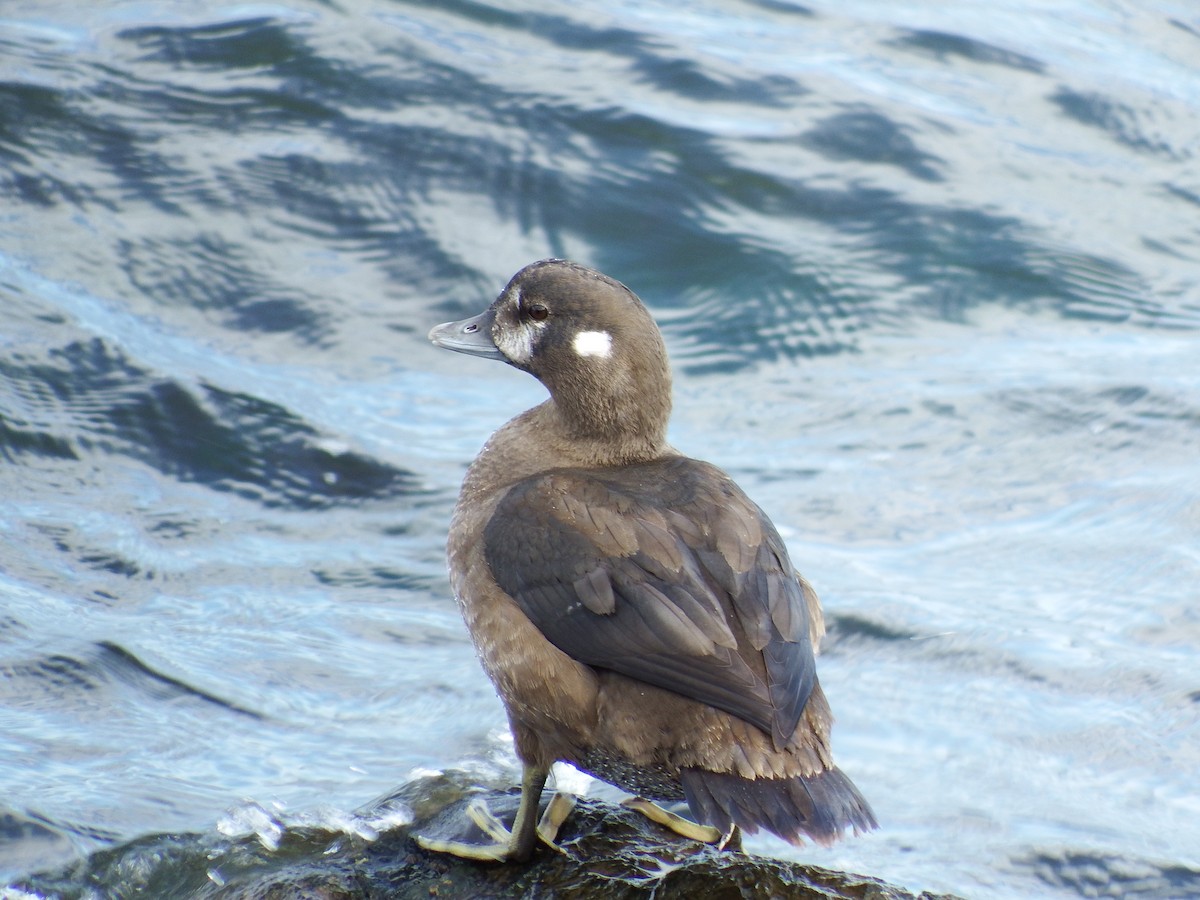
[{"x1": 1, "y1": 1, "x2": 1198, "y2": 897}]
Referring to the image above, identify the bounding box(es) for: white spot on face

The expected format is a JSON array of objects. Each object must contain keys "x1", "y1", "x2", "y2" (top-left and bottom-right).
[
  {"x1": 495, "y1": 321, "x2": 536, "y2": 364},
  {"x1": 573, "y1": 330, "x2": 612, "y2": 359},
  {"x1": 491, "y1": 287, "x2": 547, "y2": 364}
]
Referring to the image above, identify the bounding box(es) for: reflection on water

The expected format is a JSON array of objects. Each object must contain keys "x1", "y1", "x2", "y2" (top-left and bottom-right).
[{"x1": 2, "y1": 1, "x2": 1198, "y2": 897}]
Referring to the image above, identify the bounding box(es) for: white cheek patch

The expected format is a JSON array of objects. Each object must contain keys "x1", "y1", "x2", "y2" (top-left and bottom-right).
[
  {"x1": 573, "y1": 330, "x2": 612, "y2": 359},
  {"x1": 495, "y1": 323, "x2": 536, "y2": 364},
  {"x1": 492, "y1": 286, "x2": 548, "y2": 364}
]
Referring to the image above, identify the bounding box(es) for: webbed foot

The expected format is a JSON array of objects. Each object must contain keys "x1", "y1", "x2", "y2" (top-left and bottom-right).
[
  {"x1": 415, "y1": 791, "x2": 576, "y2": 861},
  {"x1": 622, "y1": 797, "x2": 738, "y2": 849},
  {"x1": 414, "y1": 765, "x2": 574, "y2": 862}
]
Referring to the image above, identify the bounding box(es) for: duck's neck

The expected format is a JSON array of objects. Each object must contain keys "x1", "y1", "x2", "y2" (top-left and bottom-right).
[
  {"x1": 542, "y1": 396, "x2": 670, "y2": 467},
  {"x1": 542, "y1": 347, "x2": 673, "y2": 465},
  {"x1": 463, "y1": 399, "x2": 671, "y2": 503}
]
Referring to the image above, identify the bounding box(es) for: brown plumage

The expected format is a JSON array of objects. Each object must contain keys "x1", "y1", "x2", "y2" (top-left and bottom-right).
[{"x1": 428, "y1": 259, "x2": 875, "y2": 860}]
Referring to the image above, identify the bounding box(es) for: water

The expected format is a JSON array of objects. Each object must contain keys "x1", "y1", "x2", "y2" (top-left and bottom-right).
[{"x1": 1, "y1": 1, "x2": 1198, "y2": 897}]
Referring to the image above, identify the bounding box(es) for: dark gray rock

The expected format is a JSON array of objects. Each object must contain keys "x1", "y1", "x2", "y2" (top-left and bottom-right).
[{"x1": 13, "y1": 771, "x2": 962, "y2": 899}]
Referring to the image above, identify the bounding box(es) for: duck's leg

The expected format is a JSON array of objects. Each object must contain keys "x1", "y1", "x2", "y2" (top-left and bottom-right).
[
  {"x1": 507, "y1": 763, "x2": 550, "y2": 861},
  {"x1": 415, "y1": 763, "x2": 572, "y2": 862}
]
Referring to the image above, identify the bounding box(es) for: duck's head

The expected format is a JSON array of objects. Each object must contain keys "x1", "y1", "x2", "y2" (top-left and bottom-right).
[{"x1": 430, "y1": 260, "x2": 673, "y2": 457}]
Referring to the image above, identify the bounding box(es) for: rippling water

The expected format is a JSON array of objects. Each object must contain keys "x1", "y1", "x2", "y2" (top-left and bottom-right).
[{"x1": 2, "y1": 1, "x2": 1198, "y2": 897}]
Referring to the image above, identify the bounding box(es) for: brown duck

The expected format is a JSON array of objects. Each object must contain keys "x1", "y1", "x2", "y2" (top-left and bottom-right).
[{"x1": 425, "y1": 259, "x2": 875, "y2": 861}]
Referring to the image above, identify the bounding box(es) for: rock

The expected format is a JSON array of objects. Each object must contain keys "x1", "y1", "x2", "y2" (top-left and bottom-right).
[{"x1": 11, "y1": 771, "x2": 961, "y2": 899}]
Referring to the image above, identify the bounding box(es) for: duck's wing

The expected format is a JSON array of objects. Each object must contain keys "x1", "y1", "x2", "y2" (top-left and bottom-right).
[{"x1": 483, "y1": 457, "x2": 819, "y2": 749}]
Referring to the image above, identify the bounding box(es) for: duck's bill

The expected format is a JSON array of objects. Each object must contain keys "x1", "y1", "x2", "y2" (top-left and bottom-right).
[{"x1": 428, "y1": 312, "x2": 504, "y2": 360}]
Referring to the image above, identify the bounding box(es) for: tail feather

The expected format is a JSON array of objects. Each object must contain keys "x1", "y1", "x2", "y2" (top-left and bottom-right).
[{"x1": 680, "y1": 766, "x2": 877, "y2": 847}]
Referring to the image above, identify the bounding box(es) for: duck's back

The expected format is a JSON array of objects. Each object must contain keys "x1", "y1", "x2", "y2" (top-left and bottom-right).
[{"x1": 482, "y1": 454, "x2": 823, "y2": 751}]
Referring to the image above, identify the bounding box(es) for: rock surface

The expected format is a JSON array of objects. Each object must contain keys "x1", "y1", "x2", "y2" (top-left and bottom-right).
[{"x1": 12, "y1": 771, "x2": 962, "y2": 899}]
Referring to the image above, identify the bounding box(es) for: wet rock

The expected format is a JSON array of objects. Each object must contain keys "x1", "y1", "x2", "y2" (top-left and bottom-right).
[{"x1": 12, "y1": 771, "x2": 961, "y2": 899}]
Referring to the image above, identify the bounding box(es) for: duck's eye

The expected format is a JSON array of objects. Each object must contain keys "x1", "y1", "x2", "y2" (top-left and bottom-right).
[{"x1": 526, "y1": 303, "x2": 549, "y2": 322}]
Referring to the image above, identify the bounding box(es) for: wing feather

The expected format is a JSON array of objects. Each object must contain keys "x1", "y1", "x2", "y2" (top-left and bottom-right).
[{"x1": 483, "y1": 456, "x2": 819, "y2": 747}]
